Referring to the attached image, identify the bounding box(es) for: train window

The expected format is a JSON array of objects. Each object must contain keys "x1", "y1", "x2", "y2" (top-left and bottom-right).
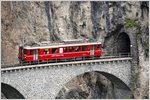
[
  {"x1": 44, "y1": 49, "x2": 49, "y2": 54},
  {"x1": 23, "y1": 49, "x2": 27, "y2": 54},
  {"x1": 74, "y1": 46, "x2": 80, "y2": 52},
  {"x1": 97, "y1": 45, "x2": 101, "y2": 49},
  {"x1": 69, "y1": 47, "x2": 74, "y2": 52},
  {"x1": 95, "y1": 45, "x2": 97, "y2": 50},
  {"x1": 64, "y1": 47, "x2": 67, "y2": 53},
  {"x1": 95, "y1": 45, "x2": 101, "y2": 50},
  {"x1": 52, "y1": 48, "x2": 58, "y2": 53},
  {"x1": 94, "y1": 45, "x2": 98, "y2": 50},
  {"x1": 30, "y1": 50, "x2": 33, "y2": 55},
  {"x1": 82, "y1": 46, "x2": 87, "y2": 51}
]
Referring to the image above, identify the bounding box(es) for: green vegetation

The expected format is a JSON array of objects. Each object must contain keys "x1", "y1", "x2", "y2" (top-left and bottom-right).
[
  {"x1": 132, "y1": 71, "x2": 140, "y2": 83},
  {"x1": 124, "y1": 18, "x2": 139, "y2": 28}
]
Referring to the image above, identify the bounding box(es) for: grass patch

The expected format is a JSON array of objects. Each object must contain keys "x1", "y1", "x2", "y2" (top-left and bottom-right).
[{"x1": 124, "y1": 18, "x2": 139, "y2": 28}]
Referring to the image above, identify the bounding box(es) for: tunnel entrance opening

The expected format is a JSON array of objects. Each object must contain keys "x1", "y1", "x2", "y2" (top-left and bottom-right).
[
  {"x1": 117, "y1": 32, "x2": 131, "y2": 54},
  {"x1": 1, "y1": 83, "x2": 25, "y2": 99}
]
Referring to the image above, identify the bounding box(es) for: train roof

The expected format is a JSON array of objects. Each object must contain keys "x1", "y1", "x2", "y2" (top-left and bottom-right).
[{"x1": 22, "y1": 41, "x2": 102, "y2": 50}]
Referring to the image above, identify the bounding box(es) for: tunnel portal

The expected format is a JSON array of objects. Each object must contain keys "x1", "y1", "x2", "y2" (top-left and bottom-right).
[{"x1": 117, "y1": 32, "x2": 131, "y2": 54}]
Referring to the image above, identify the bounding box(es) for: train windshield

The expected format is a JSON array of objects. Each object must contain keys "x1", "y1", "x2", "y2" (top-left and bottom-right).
[{"x1": 23, "y1": 49, "x2": 27, "y2": 54}]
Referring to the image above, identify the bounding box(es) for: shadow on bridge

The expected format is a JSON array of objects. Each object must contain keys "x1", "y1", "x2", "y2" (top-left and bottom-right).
[{"x1": 99, "y1": 71, "x2": 130, "y2": 90}]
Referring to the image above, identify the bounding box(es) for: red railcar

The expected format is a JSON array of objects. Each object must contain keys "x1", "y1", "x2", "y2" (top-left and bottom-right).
[{"x1": 18, "y1": 41, "x2": 102, "y2": 63}]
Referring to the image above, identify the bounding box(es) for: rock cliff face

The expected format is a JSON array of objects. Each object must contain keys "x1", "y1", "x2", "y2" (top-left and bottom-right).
[
  {"x1": 2, "y1": 1, "x2": 49, "y2": 64},
  {"x1": 1, "y1": 1, "x2": 149, "y2": 99}
]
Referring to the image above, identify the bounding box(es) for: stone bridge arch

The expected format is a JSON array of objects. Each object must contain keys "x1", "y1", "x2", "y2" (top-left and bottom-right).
[
  {"x1": 56, "y1": 71, "x2": 132, "y2": 99},
  {"x1": 1, "y1": 83, "x2": 25, "y2": 99}
]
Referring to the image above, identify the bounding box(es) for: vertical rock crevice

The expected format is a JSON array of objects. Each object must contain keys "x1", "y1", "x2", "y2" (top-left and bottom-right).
[{"x1": 44, "y1": 1, "x2": 60, "y2": 41}]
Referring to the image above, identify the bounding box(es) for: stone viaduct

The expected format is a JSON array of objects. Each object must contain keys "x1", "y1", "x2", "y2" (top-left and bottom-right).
[{"x1": 1, "y1": 57, "x2": 132, "y2": 99}]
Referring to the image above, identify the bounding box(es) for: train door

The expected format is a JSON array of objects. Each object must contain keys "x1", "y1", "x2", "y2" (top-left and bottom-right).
[
  {"x1": 34, "y1": 49, "x2": 38, "y2": 60},
  {"x1": 90, "y1": 45, "x2": 94, "y2": 56},
  {"x1": 59, "y1": 48, "x2": 63, "y2": 53}
]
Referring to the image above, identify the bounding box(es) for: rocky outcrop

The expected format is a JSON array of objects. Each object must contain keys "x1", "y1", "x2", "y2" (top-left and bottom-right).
[{"x1": 1, "y1": 1, "x2": 149, "y2": 99}]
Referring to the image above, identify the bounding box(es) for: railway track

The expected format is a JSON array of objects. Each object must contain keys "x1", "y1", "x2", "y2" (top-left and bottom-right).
[
  {"x1": 1, "y1": 54, "x2": 132, "y2": 69},
  {"x1": 1, "y1": 57, "x2": 132, "y2": 71}
]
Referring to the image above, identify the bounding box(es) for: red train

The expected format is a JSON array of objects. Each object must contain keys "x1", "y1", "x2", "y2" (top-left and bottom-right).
[{"x1": 18, "y1": 40, "x2": 102, "y2": 64}]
